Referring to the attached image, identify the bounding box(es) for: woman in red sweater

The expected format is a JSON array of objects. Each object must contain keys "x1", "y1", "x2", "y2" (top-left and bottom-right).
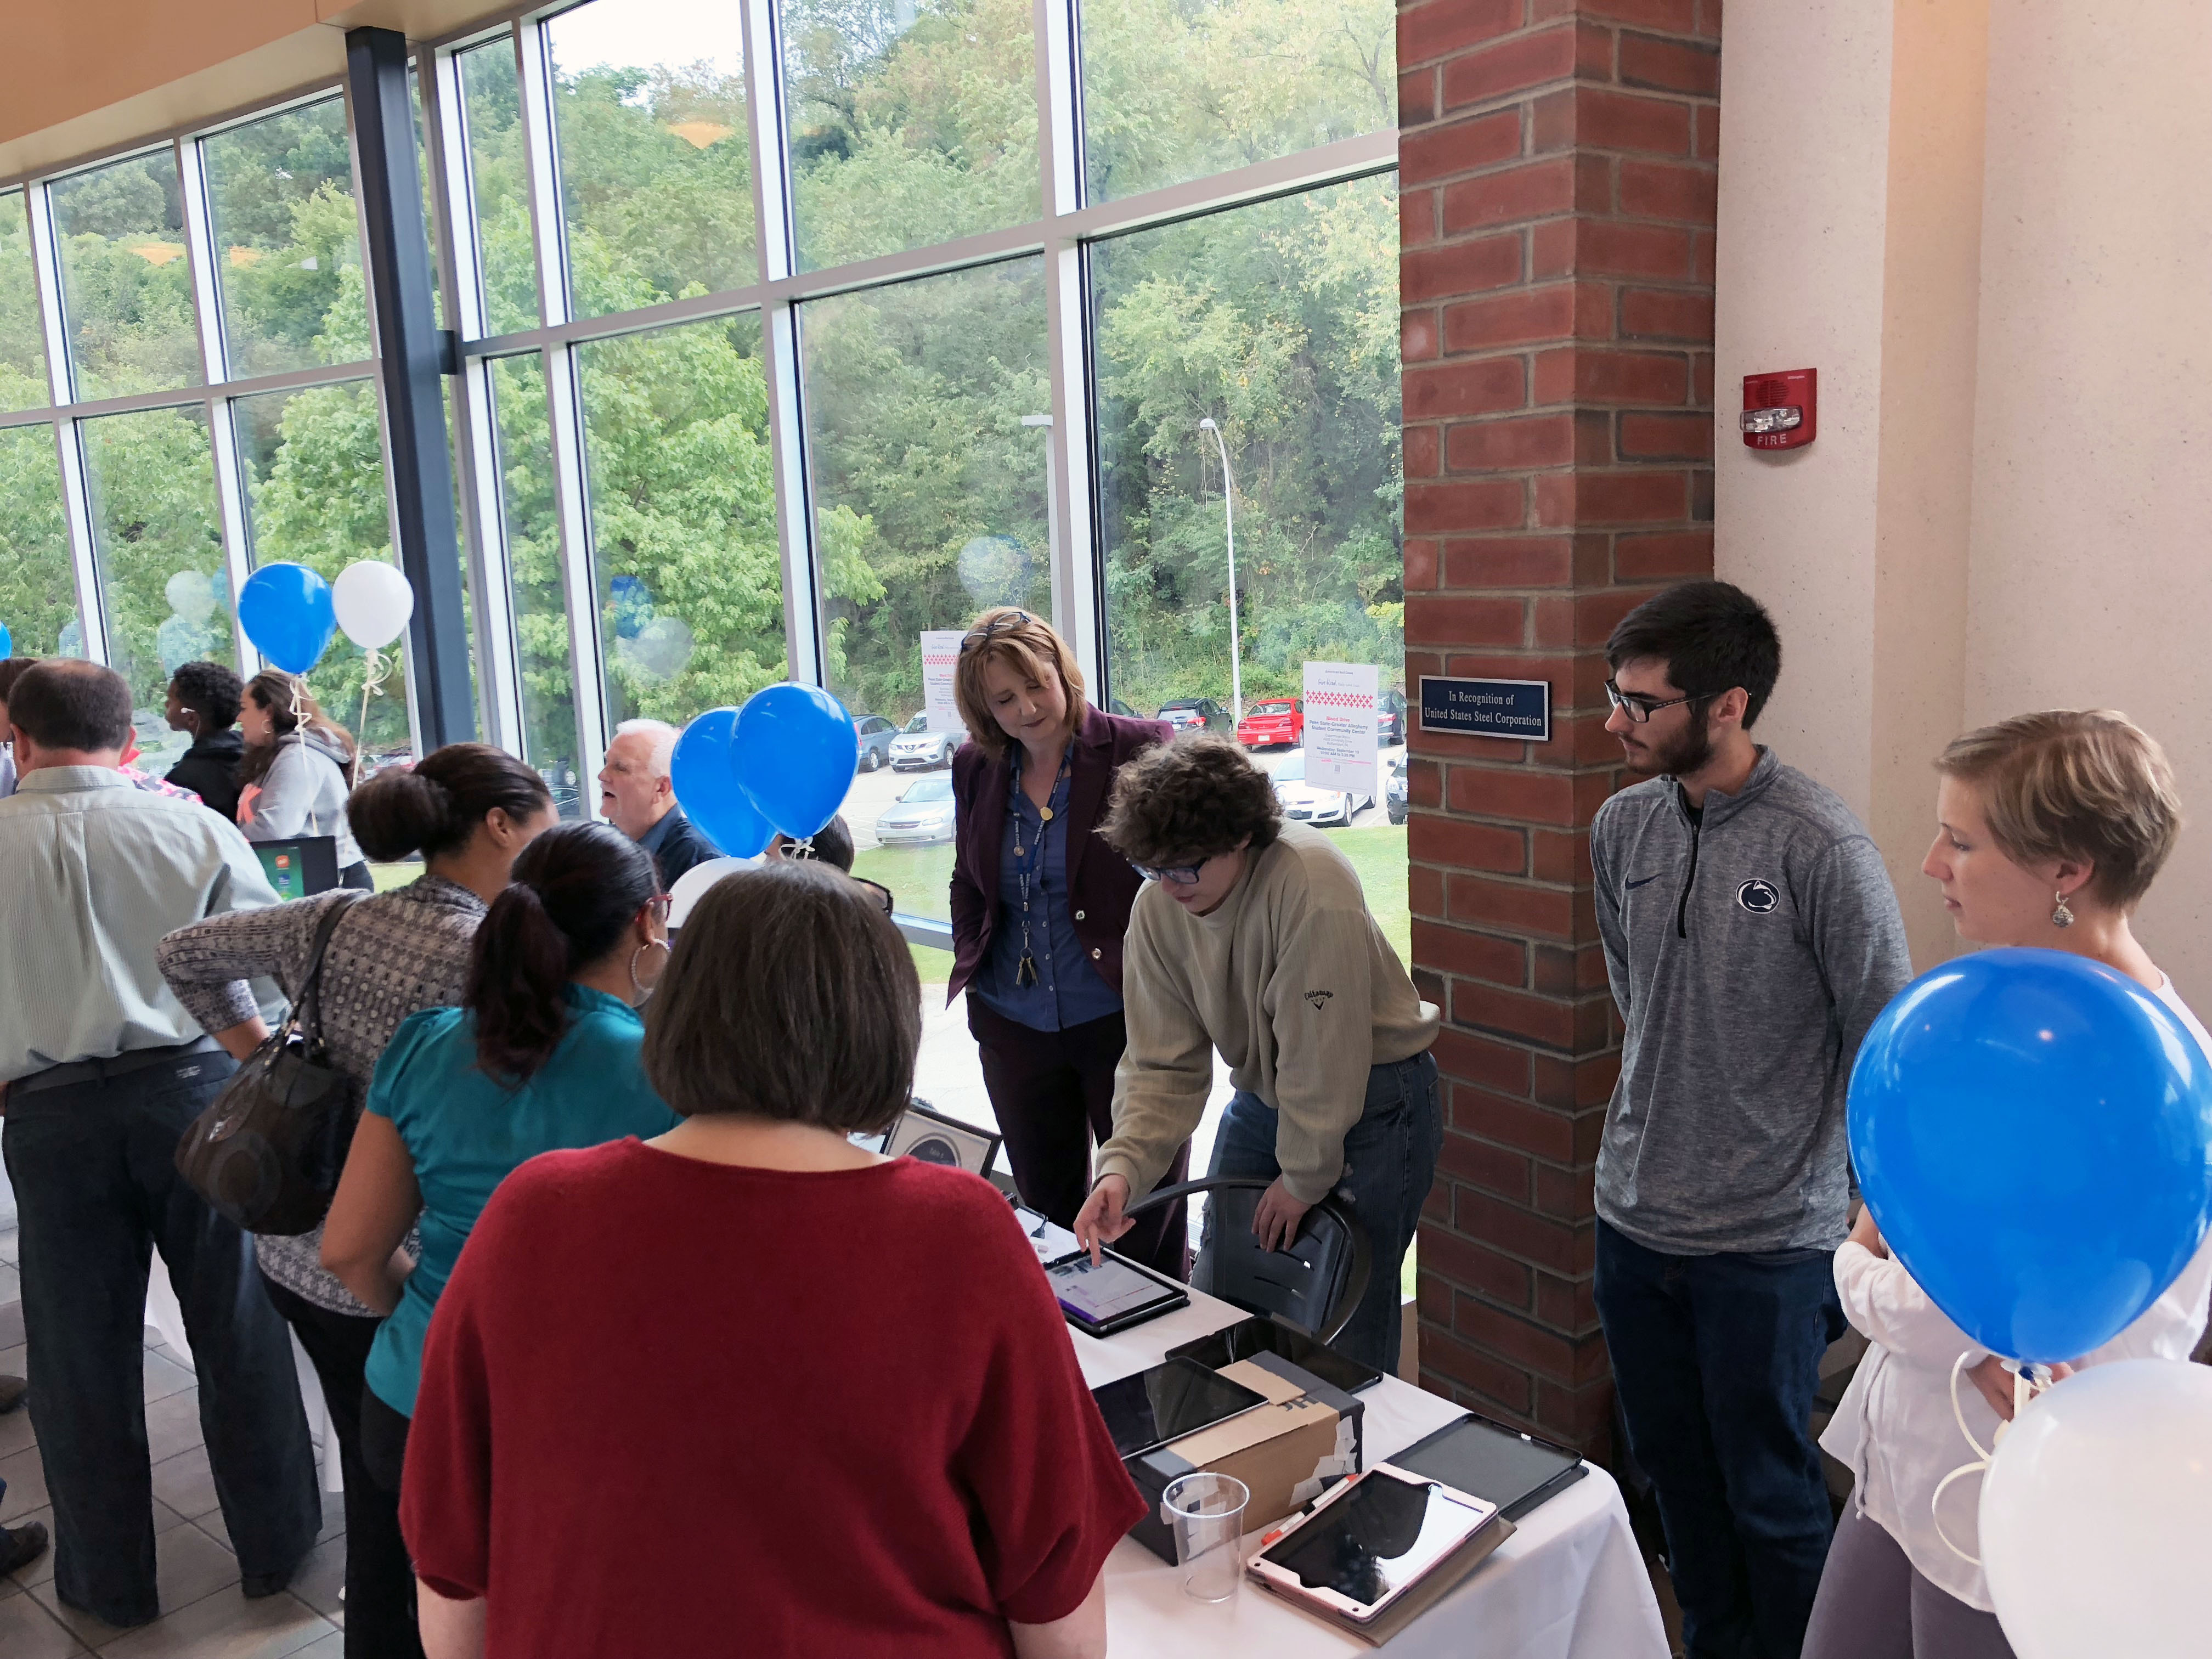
[{"x1": 400, "y1": 861, "x2": 1142, "y2": 1659}]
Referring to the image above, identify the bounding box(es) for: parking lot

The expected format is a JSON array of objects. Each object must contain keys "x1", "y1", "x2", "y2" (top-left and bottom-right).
[{"x1": 840, "y1": 739, "x2": 1406, "y2": 851}]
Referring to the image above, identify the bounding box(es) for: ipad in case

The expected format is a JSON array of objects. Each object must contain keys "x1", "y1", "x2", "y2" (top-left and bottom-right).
[{"x1": 1390, "y1": 1410, "x2": 1588, "y2": 1522}]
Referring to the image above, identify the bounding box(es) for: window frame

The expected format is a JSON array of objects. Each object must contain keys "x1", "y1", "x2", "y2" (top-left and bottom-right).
[
  {"x1": 0, "y1": 0, "x2": 1398, "y2": 875},
  {"x1": 0, "y1": 86, "x2": 405, "y2": 736}
]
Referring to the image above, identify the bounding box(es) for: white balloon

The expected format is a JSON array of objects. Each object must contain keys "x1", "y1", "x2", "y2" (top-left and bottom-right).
[
  {"x1": 667, "y1": 854, "x2": 763, "y2": 929},
  {"x1": 1980, "y1": 1358, "x2": 2212, "y2": 1658},
  {"x1": 331, "y1": 561, "x2": 416, "y2": 650}
]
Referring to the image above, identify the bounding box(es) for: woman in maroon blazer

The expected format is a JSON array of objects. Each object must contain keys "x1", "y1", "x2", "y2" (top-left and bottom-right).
[{"x1": 949, "y1": 608, "x2": 1190, "y2": 1277}]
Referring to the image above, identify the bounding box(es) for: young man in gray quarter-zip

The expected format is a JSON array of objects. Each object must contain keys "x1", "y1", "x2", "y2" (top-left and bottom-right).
[{"x1": 1589, "y1": 582, "x2": 1911, "y2": 1659}]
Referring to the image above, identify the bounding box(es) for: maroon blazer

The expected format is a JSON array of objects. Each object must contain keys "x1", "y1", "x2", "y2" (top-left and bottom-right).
[{"x1": 947, "y1": 704, "x2": 1173, "y2": 1006}]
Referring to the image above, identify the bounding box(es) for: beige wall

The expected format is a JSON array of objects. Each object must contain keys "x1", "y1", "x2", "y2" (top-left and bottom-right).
[
  {"x1": 0, "y1": 0, "x2": 522, "y2": 182},
  {"x1": 1962, "y1": 1, "x2": 2212, "y2": 997},
  {"x1": 1716, "y1": 0, "x2": 2210, "y2": 1000}
]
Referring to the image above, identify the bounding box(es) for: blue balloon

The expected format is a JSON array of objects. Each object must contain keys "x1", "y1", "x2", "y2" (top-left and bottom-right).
[
  {"x1": 733, "y1": 682, "x2": 861, "y2": 840},
  {"x1": 238, "y1": 563, "x2": 336, "y2": 674},
  {"x1": 669, "y1": 709, "x2": 772, "y2": 859},
  {"x1": 0, "y1": 622, "x2": 11, "y2": 661},
  {"x1": 1849, "y1": 948, "x2": 2212, "y2": 1363}
]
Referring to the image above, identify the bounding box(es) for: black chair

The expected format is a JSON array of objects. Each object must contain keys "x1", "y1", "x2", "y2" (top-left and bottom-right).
[{"x1": 1120, "y1": 1176, "x2": 1373, "y2": 1346}]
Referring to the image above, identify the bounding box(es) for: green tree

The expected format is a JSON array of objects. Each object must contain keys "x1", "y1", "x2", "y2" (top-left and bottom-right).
[{"x1": 240, "y1": 381, "x2": 413, "y2": 756}]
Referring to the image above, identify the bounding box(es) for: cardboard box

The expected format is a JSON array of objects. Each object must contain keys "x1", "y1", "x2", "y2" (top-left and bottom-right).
[{"x1": 1122, "y1": 1355, "x2": 1365, "y2": 1564}]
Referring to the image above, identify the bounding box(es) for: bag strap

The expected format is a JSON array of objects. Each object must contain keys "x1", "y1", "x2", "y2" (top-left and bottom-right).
[{"x1": 296, "y1": 891, "x2": 368, "y2": 1051}]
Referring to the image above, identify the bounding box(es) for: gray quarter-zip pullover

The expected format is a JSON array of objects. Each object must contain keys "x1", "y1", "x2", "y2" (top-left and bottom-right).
[{"x1": 1590, "y1": 746, "x2": 1911, "y2": 1254}]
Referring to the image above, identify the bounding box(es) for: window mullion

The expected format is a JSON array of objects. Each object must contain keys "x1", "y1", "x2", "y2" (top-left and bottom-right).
[
  {"x1": 426, "y1": 42, "x2": 523, "y2": 753},
  {"x1": 174, "y1": 135, "x2": 229, "y2": 388},
  {"x1": 1035, "y1": 0, "x2": 1101, "y2": 688},
  {"x1": 542, "y1": 343, "x2": 607, "y2": 784},
  {"x1": 204, "y1": 392, "x2": 263, "y2": 678},
  {"x1": 25, "y1": 182, "x2": 104, "y2": 662},
  {"x1": 513, "y1": 20, "x2": 570, "y2": 331},
  {"x1": 176, "y1": 133, "x2": 264, "y2": 677},
  {"x1": 514, "y1": 16, "x2": 601, "y2": 786},
  {"x1": 741, "y1": 0, "x2": 822, "y2": 686}
]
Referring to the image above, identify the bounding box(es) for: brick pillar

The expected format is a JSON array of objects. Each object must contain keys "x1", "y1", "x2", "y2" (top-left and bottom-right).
[{"x1": 1398, "y1": 0, "x2": 1719, "y2": 1459}]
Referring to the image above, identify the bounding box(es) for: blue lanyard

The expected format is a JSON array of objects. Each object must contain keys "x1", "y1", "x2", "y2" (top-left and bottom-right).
[{"x1": 1009, "y1": 746, "x2": 1073, "y2": 988}]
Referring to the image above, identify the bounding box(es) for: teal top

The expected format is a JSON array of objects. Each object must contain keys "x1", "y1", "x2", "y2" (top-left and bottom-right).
[{"x1": 362, "y1": 985, "x2": 680, "y2": 1415}]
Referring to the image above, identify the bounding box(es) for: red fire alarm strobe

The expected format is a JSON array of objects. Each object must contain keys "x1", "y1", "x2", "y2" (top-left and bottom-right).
[{"x1": 1742, "y1": 368, "x2": 1816, "y2": 450}]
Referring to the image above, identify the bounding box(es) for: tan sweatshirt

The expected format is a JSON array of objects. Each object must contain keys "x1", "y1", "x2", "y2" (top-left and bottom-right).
[{"x1": 1097, "y1": 823, "x2": 1440, "y2": 1205}]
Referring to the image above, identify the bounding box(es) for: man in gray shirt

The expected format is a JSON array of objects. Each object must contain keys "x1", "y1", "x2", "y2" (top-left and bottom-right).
[
  {"x1": 1589, "y1": 584, "x2": 1911, "y2": 1659},
  {"x1": 0, "y1": 661, "x2": 318, "y2": 1628}
]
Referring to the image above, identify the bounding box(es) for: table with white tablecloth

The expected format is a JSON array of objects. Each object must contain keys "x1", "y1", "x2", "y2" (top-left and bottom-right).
[{"x1": 1072, "y1": 1288, "x2": 1670, "y2": 1658}]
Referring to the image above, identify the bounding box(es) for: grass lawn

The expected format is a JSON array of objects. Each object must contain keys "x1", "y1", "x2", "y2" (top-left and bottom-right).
[{"x1": 853, "y1": 825, "x2": 1410, "y2": 969}]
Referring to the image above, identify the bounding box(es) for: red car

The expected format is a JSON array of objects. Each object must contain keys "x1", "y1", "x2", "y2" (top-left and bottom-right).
[{"x1": 1237, "y1": 698, "x2": 1304, "y2": 748}]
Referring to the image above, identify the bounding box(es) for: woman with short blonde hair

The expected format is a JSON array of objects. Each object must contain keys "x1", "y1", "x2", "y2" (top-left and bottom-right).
[
  {"x1": 1804, "y1": 709, "x2": 2210, "y2": 1659},
  {"x1": 945, "y1": 607, "x2": 1190, "y2": 1275}
]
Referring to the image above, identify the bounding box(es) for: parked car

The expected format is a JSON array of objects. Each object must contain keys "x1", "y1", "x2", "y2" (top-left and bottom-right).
[
  {"x1": 853, "y1": 714, "x2": 897, "y2": 772},
  {"x1": 1158, "y1": 697, "x2": 1234, "y2": 737},
  {"x1": 890, "y1": 721, "x2": 961, "y2": 770},
  {"x1": 874, "y1": 774, "x2": 958, "y2": 844},
  {"x1": 1236, "y1": 698, "x2": 1303, "y2": 749},
  {"x1": 1378, "y1": 687, "x2": 1409, "y2": 746},
  {"x1": 1271, "y1": 754, "x2": 1374, "y2": 828},
  {"x1": 1386, "y1": 754, "x2": 1408, "y2": 825},
  {"x1": 1109, "y1": 697, "x2": 1139, "y2": 718}
]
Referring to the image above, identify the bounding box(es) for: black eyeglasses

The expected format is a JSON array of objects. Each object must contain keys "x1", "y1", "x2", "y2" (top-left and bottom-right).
[
  {"x1": 1131, "y1": 856, "x2": 1211, "y2": 887},
  {"x1": 959, "y1": 611, "x2": 1034, "y2": 653},
  {"x1": 851, "y1": 877, "x2": 895, "y2": 917},
  {"x1": 1604, "y1": 680, "x2": 1714, "y2": 725}
]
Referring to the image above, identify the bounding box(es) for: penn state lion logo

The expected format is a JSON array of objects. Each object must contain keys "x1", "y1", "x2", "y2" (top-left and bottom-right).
[{"x1": 1737, "y1": 879, "x2": 1780, "y2": 914}]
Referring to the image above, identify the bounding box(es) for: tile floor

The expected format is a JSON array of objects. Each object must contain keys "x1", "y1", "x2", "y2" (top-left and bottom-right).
[{"x1": 0, "y1": 1155, "x2": 344, "y2": 1658}]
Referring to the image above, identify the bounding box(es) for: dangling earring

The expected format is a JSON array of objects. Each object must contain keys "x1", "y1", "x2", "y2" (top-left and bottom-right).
[
  {"x1": 2051, "y1": 889, "x2": 2075, "y2": 929},
  {"x1": 628, "y1": 939, "x2": 672, "y2": 1003}
]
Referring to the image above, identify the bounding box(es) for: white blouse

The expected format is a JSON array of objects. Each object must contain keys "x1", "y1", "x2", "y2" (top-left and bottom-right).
[{"x1": 1820, "y1": 975, "x2": 2212, "y2": 1611}]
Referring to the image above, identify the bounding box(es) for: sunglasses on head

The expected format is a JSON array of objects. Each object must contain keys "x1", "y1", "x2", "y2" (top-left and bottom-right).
[{"x1": 959, "y1": 611, "x2": 1035, "y2": 654}]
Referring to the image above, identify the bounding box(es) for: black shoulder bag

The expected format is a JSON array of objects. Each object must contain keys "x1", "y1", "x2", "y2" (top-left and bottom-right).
[{"x1": 174, "y1": 893, "x2": 369, "y2": 1236}]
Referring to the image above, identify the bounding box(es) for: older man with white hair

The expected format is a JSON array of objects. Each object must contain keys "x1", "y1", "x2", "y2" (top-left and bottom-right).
[{"x1": 597, "y1": 718, "x2": 721, "y2": 884}]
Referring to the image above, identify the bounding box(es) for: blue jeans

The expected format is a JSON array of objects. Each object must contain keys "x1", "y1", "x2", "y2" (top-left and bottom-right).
[
  {"x1": 3, "y1": 1053, "x2": 320, "y2": 1626},
  {"x1": 1200, "y1": 1051, "x2": 1441, "y2": 1373},
  {"x1": 1594, "y1": 1220, "x2": 1847, "y2": 1659}
]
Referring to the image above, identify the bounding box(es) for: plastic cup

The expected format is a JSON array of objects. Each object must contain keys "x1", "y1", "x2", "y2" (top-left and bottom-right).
[{"x1": 1161, "y1": 1471, "x2": 1249, "y2": 1604}]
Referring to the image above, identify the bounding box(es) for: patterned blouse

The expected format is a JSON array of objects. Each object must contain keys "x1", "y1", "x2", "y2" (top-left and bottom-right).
[{"x1": 157, "y1": 873, "x2": 488, "y2": 1316}]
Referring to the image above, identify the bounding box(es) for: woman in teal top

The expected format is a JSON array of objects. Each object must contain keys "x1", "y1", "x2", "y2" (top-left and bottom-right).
[{"x1": 321, "y1": 822, "x2": 680, "y2": 1489}]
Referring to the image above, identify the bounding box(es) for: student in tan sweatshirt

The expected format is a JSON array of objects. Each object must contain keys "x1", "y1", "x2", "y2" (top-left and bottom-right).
[{"x1": 1073, "y1": 736, "x2": 1440, "y2": 1370}]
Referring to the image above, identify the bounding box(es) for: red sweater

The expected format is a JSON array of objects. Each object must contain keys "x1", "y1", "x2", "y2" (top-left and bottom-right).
[{"x1": 401, "y1": 1142, "x2": 1143, "y2": 1657}]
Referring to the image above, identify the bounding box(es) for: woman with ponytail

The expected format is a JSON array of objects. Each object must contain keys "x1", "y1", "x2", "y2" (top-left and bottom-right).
[
  {"x1": 320, "y1": 822, "x2": 680, "y2": 1505},
  {"x1": 157, "y1": 743, "x2": 555, "y2": 1659}
]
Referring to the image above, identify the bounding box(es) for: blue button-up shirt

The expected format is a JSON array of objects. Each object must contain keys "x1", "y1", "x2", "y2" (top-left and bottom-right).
[{"x1": 974, "y1": 754, "x2": 1121, "y2": 1032}]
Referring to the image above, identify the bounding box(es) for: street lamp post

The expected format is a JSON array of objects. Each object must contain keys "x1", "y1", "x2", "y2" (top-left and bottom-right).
[{"x1": 1198, "y1": 417, "x2": 1243, "y2": 724}]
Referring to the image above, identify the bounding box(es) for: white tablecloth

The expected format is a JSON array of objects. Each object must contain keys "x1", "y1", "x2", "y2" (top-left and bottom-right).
[{"x1": 1073, "y1": 1291, "x2": 1669, "y2": 1657}]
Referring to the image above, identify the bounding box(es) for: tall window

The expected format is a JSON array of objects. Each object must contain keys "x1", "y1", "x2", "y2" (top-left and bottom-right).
[
  {"x1": 79, "y1": 405, "x2": 229, "y2": 718},
  {"x1": 201, "y1": 95, "x2": 366, "y2": 375},
  {"x1": 48, "y1": 149, "x2": 204, "y2": 400},
  {"x1": 411, "y1": 0, "x2": 1397, "y2": 1133},
  {"x1": 574, "y1": 312, "x2": 783, "y2": 731},
  {"x1": 0, "y1": 98, "x2": 404, "y2": 785}
]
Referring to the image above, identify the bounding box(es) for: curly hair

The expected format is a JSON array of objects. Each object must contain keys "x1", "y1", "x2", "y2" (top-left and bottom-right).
[
  {"x1": 1098, "y1": 734, "x2": 1280, "y2": 868},
  {"x1": 169, "y1": 660, "x2": 243, "y2": 730}
]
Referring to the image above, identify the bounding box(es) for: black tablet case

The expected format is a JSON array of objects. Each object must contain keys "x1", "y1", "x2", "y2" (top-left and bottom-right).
[{"x1": 1390, "y1": 1412, "x2": 1588, "y2": 1522}]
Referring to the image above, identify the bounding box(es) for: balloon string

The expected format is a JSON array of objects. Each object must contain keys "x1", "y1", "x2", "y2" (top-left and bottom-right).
[
  {"x1": 352, "y1": 645, "x2": 389, "y2": 791},
  {"x1": 1932, "y1": 1348, "x2": 2053, "y2": 1567}
]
